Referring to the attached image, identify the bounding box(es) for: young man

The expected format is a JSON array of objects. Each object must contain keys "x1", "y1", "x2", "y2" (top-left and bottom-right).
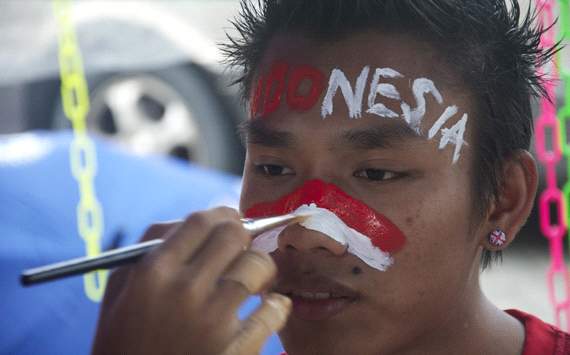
[{"x1": 92, "y1": 1, "x2": 570, "y2": 354}]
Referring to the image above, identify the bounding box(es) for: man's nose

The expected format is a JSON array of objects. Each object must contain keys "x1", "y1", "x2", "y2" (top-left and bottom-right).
[{"x1": 277, "y1": 224, "x2": 347, "y2": 255}]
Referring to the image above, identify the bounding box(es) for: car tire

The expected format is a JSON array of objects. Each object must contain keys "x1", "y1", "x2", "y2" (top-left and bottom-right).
[{"x1": 49, "y1": 63, "x2": 244, "y2": 174}]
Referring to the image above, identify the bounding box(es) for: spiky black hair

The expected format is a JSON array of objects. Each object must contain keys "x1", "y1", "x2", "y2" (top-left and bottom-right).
[{"x1": 223, "y1": 0, "x2": 560, "y2": 270}]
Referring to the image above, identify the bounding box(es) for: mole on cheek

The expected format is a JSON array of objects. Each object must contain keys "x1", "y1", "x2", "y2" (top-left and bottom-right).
[
  {"x1": 405, "y1": 216, "x2": 414, "y2": 227},
  {"x1": 352, "y1": 266, "x2": 363, "y2": 275}
]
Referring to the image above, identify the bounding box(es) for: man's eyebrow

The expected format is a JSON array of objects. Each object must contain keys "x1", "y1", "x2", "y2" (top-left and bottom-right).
[
  {"x1": 238, "y1": 119, "x2": 295, "y2": 148},
  {"x1": 338, "y1": 123, "x2": 422, "y2": 150}
]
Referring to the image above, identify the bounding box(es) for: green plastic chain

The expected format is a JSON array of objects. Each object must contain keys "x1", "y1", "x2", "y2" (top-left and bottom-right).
[{"x1": 52, "y1": 0, "x2": 107, "y2": 302}]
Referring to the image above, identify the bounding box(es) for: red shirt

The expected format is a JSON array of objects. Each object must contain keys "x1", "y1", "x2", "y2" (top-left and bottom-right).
[
  {"x1": 281, "y1": 310, "x2": 570, "y2": 355},
  {"x1": 507, "y1": 309, "x2": 570, "y2": 355}
]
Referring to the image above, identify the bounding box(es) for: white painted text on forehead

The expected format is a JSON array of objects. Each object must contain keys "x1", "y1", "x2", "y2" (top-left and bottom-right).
[{"x1": 251, "y1": 62, "x2": 468, "y2": 164}]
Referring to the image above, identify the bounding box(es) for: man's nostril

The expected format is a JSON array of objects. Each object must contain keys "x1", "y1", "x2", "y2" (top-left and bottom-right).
[{"x1": 277, "y1": 225, "x2": 347, "y2": 256}]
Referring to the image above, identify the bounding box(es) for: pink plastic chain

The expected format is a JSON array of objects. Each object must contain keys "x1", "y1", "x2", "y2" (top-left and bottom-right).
[{"x1": 534, "y1": 0, "x2": 570, "y2": 330}]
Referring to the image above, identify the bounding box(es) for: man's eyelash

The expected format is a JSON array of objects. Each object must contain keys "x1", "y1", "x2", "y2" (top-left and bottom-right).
[
  {"x1": 353, "y1": 169, "x2": 400, "y2": 182},
  {"x1": 254, "y1": 164, "x2": 294, "y2": 176},
  {"x1": 253, "y1": 163, "x2": 402, "y2": 182}
]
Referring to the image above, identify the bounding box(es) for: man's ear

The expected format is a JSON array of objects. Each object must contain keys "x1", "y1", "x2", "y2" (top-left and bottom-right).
[{"x1": 480, "y1": 150, "x2": 538, "y2": 251}]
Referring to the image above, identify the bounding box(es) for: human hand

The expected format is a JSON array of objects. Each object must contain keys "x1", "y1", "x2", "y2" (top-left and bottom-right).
[{"x1": 92, "y1": 207, "x2": 291, "y2": 355}]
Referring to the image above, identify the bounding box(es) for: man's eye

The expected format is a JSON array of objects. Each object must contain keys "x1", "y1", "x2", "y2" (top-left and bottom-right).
[
  {"x1": 256, "y1": 164, "x2": 294, "y2": 176},
  {"x1": 354, "y1": 169, "x2": 398, "y2": 181}
]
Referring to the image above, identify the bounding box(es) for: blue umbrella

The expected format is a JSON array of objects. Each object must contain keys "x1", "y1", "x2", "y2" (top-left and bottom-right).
[{"x1": 0, "y1": 131, "x2": 283, "y2": 355}]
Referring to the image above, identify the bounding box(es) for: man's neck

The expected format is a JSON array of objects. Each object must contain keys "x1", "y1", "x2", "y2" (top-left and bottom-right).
[{"x1": 401, "y1": 287, "x2": 525, "y2": 355}]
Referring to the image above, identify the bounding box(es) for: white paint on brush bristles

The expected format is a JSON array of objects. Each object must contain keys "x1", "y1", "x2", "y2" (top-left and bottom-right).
[{"x1": 252, "y1": 203, "x2": 394, "y2": 271}]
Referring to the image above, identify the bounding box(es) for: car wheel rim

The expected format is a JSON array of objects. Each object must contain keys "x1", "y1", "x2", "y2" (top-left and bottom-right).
[{"x1": 87, "y1": 75, "x2": 206, "y2": 163}]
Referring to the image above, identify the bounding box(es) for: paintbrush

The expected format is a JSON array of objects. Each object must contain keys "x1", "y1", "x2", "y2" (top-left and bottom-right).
[{"x1": 20, "y1": 213, "x2": 309, "y2": 286}]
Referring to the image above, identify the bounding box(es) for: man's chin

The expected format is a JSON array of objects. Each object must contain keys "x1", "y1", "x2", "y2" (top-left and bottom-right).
[
  {"x1": 279, "y1": 324, "x2": 356, "y2": 355},
  {"x1": 278, "y1": 302, "x2": 400, "y2": 355},
  {"x1": 278, "y1": 305, "x2": 359, "y2": 353}
]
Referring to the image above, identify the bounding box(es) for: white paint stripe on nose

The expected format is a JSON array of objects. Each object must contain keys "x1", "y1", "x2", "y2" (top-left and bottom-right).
[{"x1": 251, "y1": 204, "x2": 394, "y2": 271}]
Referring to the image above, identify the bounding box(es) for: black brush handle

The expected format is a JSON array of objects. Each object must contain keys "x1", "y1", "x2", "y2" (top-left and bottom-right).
[
  {"x1": 20, "y1": 239, "x2": 162, "y2": 286},
  {"x1": 20, "y1": 213, "x2": 307, "y2": 286}
]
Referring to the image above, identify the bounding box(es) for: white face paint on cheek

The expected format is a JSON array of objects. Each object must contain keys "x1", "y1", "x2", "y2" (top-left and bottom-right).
[{"x1": 251, "y1": 204, "x2": 394, "y2": 271}]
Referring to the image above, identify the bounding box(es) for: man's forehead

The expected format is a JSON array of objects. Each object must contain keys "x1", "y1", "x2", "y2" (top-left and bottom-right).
[
  {"x1": 248, "y1": 32, "x2": 470, "y2": 164},
  {"x1": 259, "y1": 31, "x2": 448, "y2": 82},
  {"x1": 241, "y1": 116, "x2": 423, "y2": 150},
  {"x1": 248, "y1": 71, "x2": 468, "y2": 164}
]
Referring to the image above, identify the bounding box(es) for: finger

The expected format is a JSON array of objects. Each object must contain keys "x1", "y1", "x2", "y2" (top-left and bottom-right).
[
  {"x1": 99, "y1": 266, "x2": 130, "y2": 310},
  {"x1": 185, "y1": 220, "x2": 251, "y2": 293},
  {"x1": 139, "y1": 222, "x2": 182, "y2": 243},
  {"x1": 101, "y1": 222, "x2": 179, "y2": 307},
  {"x1": 157, "y1": 207, "x2": 241, "y2": 265},
  {"x1": 212, "y1": 250, "x2": 277, "y2": 312},
  {"x1": 221, "y1": 293, "x2": 292, "y2": 355}
]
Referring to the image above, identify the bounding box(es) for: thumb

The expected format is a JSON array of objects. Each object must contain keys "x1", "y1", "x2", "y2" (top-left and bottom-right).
[{"x1": 222, "y1": 293, "x2": 292, "y2": 355}]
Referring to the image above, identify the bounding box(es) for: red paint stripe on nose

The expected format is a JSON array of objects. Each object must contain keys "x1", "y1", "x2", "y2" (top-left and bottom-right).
[{"x1": 244, "y1": 179, "x2": 406, "y2": 253}]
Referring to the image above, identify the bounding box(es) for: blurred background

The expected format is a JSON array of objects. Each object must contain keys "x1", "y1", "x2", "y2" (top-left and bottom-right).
[
  {"x1": 0, "y1": 0, "x2": 246, "y2": 173},
  {"x1": 0, "y1": 0, "x2": 566, "y2": 354}
]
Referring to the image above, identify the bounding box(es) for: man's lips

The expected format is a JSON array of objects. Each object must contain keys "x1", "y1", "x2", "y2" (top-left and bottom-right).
[
  {"x1": 275, "y1": 280, "x2": 360, "y2": 300},
  {"x1": 274, "y1": 277, "x2": 360, "y2": 321},
  {"x1": 245, "y1": 179, "x2": 406, "y2": 253}
]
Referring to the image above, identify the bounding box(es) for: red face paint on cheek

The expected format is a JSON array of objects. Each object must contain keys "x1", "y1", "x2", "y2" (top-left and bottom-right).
[{"x1": 244, "y1": 180, "x2": 406, "y2": 253}]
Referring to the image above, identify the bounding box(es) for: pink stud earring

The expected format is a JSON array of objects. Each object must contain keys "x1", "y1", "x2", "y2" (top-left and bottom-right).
[{"x1": 489, "y1": 228, "x2": 507, "y2": 247}]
